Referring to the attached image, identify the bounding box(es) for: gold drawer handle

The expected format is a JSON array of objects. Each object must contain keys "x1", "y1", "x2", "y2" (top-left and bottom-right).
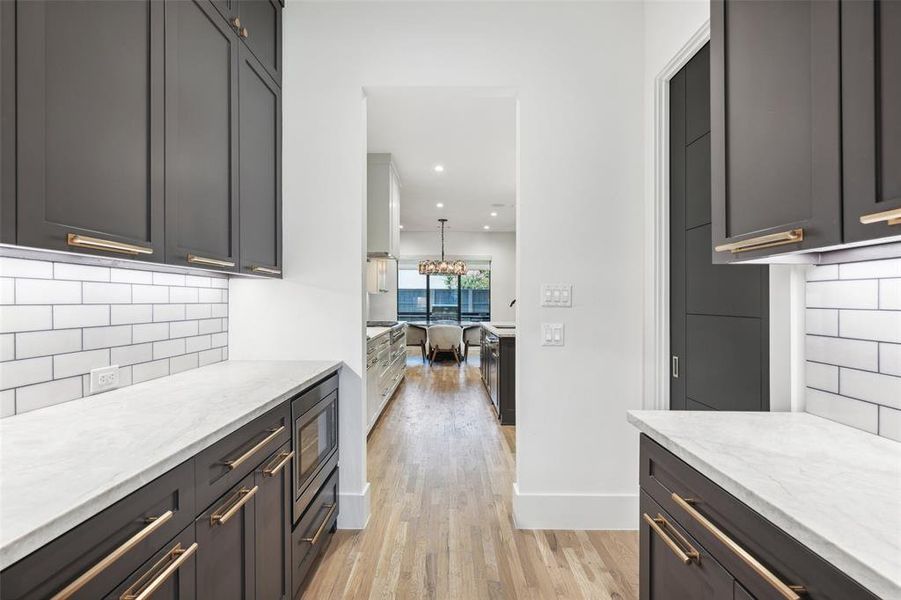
[
  {"x1": 714, "y1": 228, "x2": 803, "y2": 254},
  {"x1": 211, "y1": 486, "x2": 258, "y2": 526},
  {"x1": 120, "y1": 542, "x2": 197, "y2": 600},
  {"x1": 251, "y1": 265, "x2": 282, "y2": 275},
  {"x1": 300, "y1": 502, "x2": 337, "y2": 545},
  {"x1": 671, "y1": 493, "x2": 805, "y2": 600},
  {"x1": 223, "y1": 425, "x2": 286, "y2": 471},
  {"x1": 859, "y1": 206, "x2": 901, "y2": 226},
  {"x1": 67, "y1": 234, "x2": 153, "y2": 256},
  {"x1": 263, "y1": 450, "x2": 294, "y2": 477},
  {"x1": 187, "y1": 254, "x2": 235, "y2": 268},
  {"x1": 642, "y1": 512, "x2": 699, "y2": 565},
  {"x1": 51, "y1": 510, "x2": 174, "y2": 600}
]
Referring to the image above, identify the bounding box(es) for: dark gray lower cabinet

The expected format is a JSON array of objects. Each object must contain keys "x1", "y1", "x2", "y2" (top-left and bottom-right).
[
  {"x1": 291, "y1": 467, "x2": 339, "y2": 600},
  {"x1": 639, "y1": 435, "x2": 878, "y2": 600},
  {"x1": 105, "y1": 525, "x2": 198, "y2": 600},
  {"x1": 255, "y1": 443, "x2": 293, "y2": 600}
]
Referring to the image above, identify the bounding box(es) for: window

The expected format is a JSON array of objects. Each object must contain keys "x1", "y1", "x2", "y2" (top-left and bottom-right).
[{"x1": 397, "y1": 262, "x2": 491, "y2": 322}]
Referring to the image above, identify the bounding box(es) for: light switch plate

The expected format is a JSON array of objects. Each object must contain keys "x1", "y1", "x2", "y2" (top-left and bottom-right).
[
  {"x1": 90, "y1": 365, "x2": 120, "y2": 395},
  {"x1": 541, "y1": 284, "x2": 572, "y2": 307},
  {"x1": 541, "y1": 323, "x2": 565, "y2": 346}
]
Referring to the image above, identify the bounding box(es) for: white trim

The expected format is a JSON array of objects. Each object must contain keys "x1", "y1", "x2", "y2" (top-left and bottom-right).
[
  {"x1": 338, "y1": 482, "x2": 371, "y2": 529},
  {"x1": 644, "y1": 21, "x2": 711, "y2": 411},
  {"x1": 512, "y1": 484, "x2": 638, "y2": 530}
]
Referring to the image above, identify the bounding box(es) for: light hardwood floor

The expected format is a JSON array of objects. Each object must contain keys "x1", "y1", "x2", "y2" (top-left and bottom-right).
[{"x1": 301, "y1": 351, "x2": 639, "y2": 600}]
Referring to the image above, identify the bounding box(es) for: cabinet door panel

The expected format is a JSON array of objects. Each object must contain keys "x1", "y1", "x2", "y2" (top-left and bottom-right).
[
  {"x1": 711, "y1": 0, "x2": 841, "y2": 261},
  {"x1": 255, "y1": 443, "x2": 292, "y2": 600},
  {"x1": 238, "y1": 45, "x2": 281, "y2": 276},
  {"x1": 15, "y1": 0, "x2": 164, "y2": 259},
  {"x1": 165, "y1": 0, "x2": 239, "y2": 272},
  {"x1": 238, "y1": 0, "x2": 281, "y2": 84},
  {"x1": 842, "y1": 0, "x2": 901, "y2": 242},
  {"x1": 105, "y1": 525, "x2": 197, "y2": 600}
]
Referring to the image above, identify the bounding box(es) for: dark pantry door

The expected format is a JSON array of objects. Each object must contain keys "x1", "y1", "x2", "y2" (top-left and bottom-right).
[{"x1": 669, "y1": 44, "x2": 770, "y2": 411}]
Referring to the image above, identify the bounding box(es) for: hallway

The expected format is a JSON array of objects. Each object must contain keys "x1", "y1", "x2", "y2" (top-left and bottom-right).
[{"x1": 302, "y1": 354, "x2": 639, "y2": 599}]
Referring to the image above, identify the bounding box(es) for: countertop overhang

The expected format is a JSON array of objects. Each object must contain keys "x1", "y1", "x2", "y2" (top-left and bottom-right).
[
  {"x1": 481, "y1": 322, "x2": 516, "y2": 338},
  {"x1": 0, "y1": 359, "x2": 342, "y2": 570},
  {"x1": 628, "y1": 410, "x2": 901, "y2": 599}
]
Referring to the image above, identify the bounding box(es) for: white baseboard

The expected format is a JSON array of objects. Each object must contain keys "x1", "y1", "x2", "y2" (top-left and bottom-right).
[
  {"x1": 512, "y1": 483, "x2": 638, "y2": 530},
  {"x1": 337, "y1": 482, "x2": 371, "y2": 529}
]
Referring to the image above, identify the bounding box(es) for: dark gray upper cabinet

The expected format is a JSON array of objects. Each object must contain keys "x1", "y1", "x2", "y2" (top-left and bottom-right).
[
  {"x1": 9, "y1": 0, "x2": 166, "y2": 260},
  {"x1": 239, "y1": 45, "x2": 283, "y2": 277},
  {"x1": 165, "y1": 0, "x2": 240, "y2": 272},
  {"x1": 710, "y1": 0, "x2": 842, "y2": 262},
  {"x1": 842, "y1": 0, "x2": 901, "y2": 243},
  {"x1": 211, "y1": 0, "x2": 282, "y2": 85}
]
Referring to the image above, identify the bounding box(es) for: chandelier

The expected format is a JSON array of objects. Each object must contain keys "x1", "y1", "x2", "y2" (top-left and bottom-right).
[{"x1": 418, "y1": 219, "x2": 467, "y2": 275}]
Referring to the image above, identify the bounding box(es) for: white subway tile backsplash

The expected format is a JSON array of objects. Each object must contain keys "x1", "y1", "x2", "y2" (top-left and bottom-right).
[
  {"x1": 839, "y1": 368, "x2": 901, "y2": 410},
  {"x1": 806, "y1": 264, "x2": 839, "y2": 281},
  {"x1": 83, "y1": 325, "x2": 132, "y2": 350},
  {"x1": 839, "y1": 310, "x2": 901, "y2": 344},
  {"x1": 0, "y1": 357, "x2": 52, "y2": 390},
  {"x1": 806, "y1": 362, "x2": 838, "y2": 393},
  {"x1": 881, "y1": 343, "x2": 901, "y2": 377},
  {"x1": 16, "y1": 329, "x2": 81, "y2": 359},
  {"x1": 133, "y1": 359, "x2": 169, "y2": 384},
  {"x1": 111, "y1": 304, "x2": 153, "y2": 325},
  {"x1": 0, "y1": 257, "x2": 53, "y2": 278},
  {"x1": 878, "y1": 406, "x2": 901, "y2": 442},
  {"x1": 110, "y1": 343, "x2": 154, "y2": 367},
  {"x1": 15, "y1": 279, "x2": 82, "y2": 304},
  {"x1": 54, "y1": 263, "x2": 110, "y2": 282},
  {"x1": 805, "y1": 335, "x2": 878, "y2": 371},
  {"x1": 879, "y1": 279, "x2": 901, "y2": 310},
  {"x1": 54, "y1": 349, "x2": 110, "y2": 378},
  {"x1": 0, "y1": 256, "x2": 227, "y2": 417},
  {"x1": 0, "y1": 306, "x2": 53, "y2": 333},
  {"x1": 806, "y1": 389, "x2": 878, "y2": 434},
  {"x1": 83, "y1": 282, "x2": 131, "y2": 304},
  {"x1": 54, "y1": 305, "x2": 109, "y2": 329},
  {"x1": 806, "y1": 280, "x2": 878, "y2": 309},
  {"x1": 839, "y1": 258, "x2": 901, "y2": 280},
  {"x1": 15, "y1": 377, "x2": 82, "y2": 413},
  {"x1": 806, "y1": 309, "x2": 838, "y2": 336}
]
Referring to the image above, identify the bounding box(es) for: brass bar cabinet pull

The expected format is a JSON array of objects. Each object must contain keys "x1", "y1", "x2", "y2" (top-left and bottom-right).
[
  {"x1": 186, "y1": 254, "x2": 236, "y2": 268},
  {"x1": 210, "y1": 486, "x2": 259, "y2": 526},
  {"x1": 642, "y1": 513, "x2": 699, "y2": 565},
  {"x1": 714, "y1": 228, "x2": 804, "y2": 254},
  {"x1": 301, "y1": 503, "x2": 337, "y2": 545},
  {"x1": 263, "y1": 450, "x2": 294, "y2": 477},
  {"x1": 51, "y1": 510, "x2": 174, "y2": 600},
  {"x1": 671, "y1": 493, "x2": 805, "y2": 600},
  {"x1": 223, "y1": 425, "x2": 285, "y2": 471},
  {"x1": 120, "y1": 542, "x2": 198, "y2": 600},
  {"x1": 251, "y1": 265, "x2": 282, "y2": 275},
  {"x1": 67, "y1": 234, "x2": 153, "y2": 256},
  {"x1": 859, "y1": 206, "x2": 901, "y2": 226}
]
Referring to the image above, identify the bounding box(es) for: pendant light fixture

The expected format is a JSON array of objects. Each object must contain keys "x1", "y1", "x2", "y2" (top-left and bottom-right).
[{"x1": 418, "y1": 219, "x2": 467, "y2": 275}]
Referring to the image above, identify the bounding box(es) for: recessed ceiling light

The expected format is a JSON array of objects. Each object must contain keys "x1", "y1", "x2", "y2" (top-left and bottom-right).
[
  {"x1": 490, "y1": 211, "x2": 498, "y2": 217},
  {"x1": 399, "y1": 224, "x2": 404, "y2": 229},
  {"x1": 483, "y1": 225, "x2": 491, "y2": 230},
  {"x1": 433, "y1": 165, "x2": 445, "y2": 173},
  {"x1": 436, "y1": 202, "x2": 444, "y2": 208}
]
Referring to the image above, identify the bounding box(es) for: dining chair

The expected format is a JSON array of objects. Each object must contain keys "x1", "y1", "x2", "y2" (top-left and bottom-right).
[
  {"x1": 406, "y1": 325, "x2": 428, "y2": 362},
  {"x1": 427, "y1": 325, "x2": 464, "y2": 365},
  {"x1": 462, "y1": 325, "x2": 481, "y2": 361}
]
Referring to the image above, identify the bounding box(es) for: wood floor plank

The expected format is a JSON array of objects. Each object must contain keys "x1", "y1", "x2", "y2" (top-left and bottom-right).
[{"x1": 300, "y1": 352, "x2": 638, "y2": 599}]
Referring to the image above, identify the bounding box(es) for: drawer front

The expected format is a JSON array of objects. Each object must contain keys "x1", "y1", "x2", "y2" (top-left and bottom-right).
[
  {"x1": 291, "y1": 467, "x2": 339, "y2": 599},
  {"x1": 640, "y1": 435, "x2": 878, "y2": 600},
  {"x1": 104, "y1": 524, "x2": 197, "y2": 600},
  {"x1": 640, "y1": 491, "x2": 733, "y2": 600},
  {"x1": 1, "y1": 460, "x2": 194, "y2": 600},
  {"x1": 195, "y1": 402, "x2": 290, "y2": 511}
]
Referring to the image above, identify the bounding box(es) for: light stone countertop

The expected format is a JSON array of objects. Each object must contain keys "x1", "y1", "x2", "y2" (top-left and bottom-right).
[
  {"x1": 0, "y1": 359, "x2": 341, "y2": 570},
  {"x1": 481, "y1": 322, "x2": 516, "y2": 338},
  {"x1": 628, "y1": 410, "x2": 901, "y2": 599},
  {"x1": 366, "y1": 326, "x2": 392, "y2": 341}
]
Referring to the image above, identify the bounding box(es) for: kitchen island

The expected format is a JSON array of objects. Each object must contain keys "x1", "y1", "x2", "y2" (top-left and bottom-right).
[
  {"x1": 628, "y1": 410, "x2": 901, "y2": 599},
  {"x1": 480, "y1": 322, "x2": 516, "y2": 425}
]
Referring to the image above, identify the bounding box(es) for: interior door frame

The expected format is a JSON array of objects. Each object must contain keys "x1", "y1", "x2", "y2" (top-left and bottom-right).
[{"x1": 644, "y1": 20, "x2": 711, "y2": 411}]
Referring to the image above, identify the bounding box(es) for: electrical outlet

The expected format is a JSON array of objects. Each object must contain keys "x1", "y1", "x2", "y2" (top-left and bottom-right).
[
  {"x1": 541, "y1": 323, "x2": 565, "y2": 346},
  {"x1": 541, "y1": 284, "x2": 572, "y2": 307},
  {"x1": 90, "y1": 365, "x2": 120, "y2": 395}
]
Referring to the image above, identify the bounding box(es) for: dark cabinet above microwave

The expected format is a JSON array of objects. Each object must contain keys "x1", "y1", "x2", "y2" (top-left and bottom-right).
[
  {"x1": 0, "y1": 0, "x2": 283, "y2": 278},
  {"x1": 710, "y1": 0, "x2": 900, "y2": 263}
]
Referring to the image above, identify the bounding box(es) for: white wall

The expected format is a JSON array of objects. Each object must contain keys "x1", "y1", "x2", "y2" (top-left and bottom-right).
[
  {"x1": 231, "y1": 0, "x2": 646, "y2": 530},
  {"x1": 399, "y1": 231, "x2": 516, "y2": 322}
]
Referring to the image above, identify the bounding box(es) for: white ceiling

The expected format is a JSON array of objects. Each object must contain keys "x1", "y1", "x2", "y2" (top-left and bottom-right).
[{"x1": 366, "y1": 88, "x2": 516, "y2": 232}]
